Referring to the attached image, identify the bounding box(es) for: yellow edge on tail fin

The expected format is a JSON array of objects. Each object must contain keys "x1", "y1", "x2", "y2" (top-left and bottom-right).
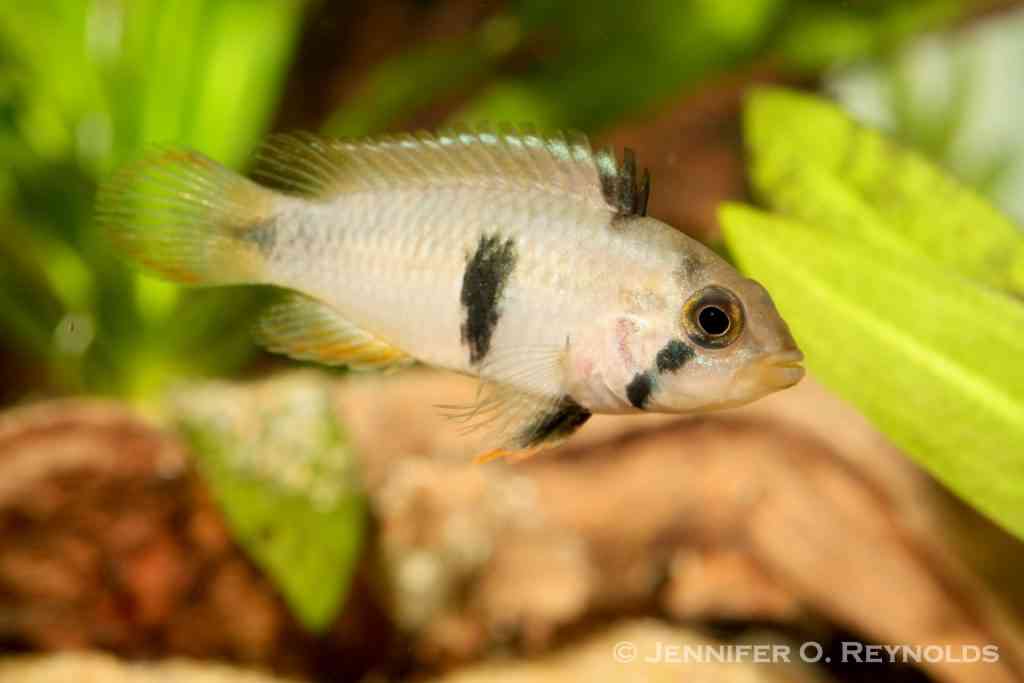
[{"x1": 96, "y1": 148, "x2": 277, "y2": 285}]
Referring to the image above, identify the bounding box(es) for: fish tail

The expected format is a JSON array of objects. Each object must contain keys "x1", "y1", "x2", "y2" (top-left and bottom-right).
[{"x1": 96, "y1": 148, "x2": 279, "y2": 285}]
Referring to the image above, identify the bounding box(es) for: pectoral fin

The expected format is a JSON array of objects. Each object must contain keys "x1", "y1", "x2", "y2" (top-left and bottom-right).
[
  {"x1": 470, "y1": 393, "x2": 592, "y2": 463},
  {"x1": 453, "y1": 342, "x2": 590, "y2": 461},
  {"x1": 440, "y1": 343, "x2": 590, "y2": 462}
]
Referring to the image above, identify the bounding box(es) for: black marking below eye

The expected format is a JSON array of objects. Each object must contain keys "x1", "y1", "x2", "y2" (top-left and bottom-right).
[
  {"x1": 626, "y1": 372, "x2": 654, "y2": 410},
  {"x1": 460, "y1": 233, "x2": 517, "y2": 365},
  {"x1": 655, "y1": 339, "x2": 695, "y2": 374},
  {"x1": 597, "y1": 147, "x2": 651, "y2": 218},
  {"x1": 523, "y1": 396, "x2": 592, "y2": 448}
]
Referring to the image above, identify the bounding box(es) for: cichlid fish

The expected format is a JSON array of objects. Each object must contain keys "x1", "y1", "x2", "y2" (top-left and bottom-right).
[{"x1": 97, "y1": 127, "x2": 803, "y2": 461}]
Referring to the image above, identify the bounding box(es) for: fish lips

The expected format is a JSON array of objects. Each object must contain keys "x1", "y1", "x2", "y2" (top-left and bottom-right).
[{"x1": 750, "y1": 349, "x2": 806, "y2": 390}]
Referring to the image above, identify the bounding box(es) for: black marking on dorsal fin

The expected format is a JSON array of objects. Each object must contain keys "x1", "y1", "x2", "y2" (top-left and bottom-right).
[
  {"x1": 598, "y1": 146, "x2": 651, "y2": 218},
  {"x1": 636, "y1": 165, "x2": 651, "y2": 217}
]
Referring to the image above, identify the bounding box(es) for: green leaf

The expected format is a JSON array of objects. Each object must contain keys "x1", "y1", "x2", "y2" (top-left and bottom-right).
[
  {"x1": 744, "y1": 88, "x2": 1024, "y2": 295},
  {"x1": 185, "y1": 0, "x2": 305, "y2": 167},
  {"x1": 173, "y1": 375, "x2": 365, "y2": 632},
  {"x1": 721, "y1": 203, "x2": 1024, "y2": 539}
]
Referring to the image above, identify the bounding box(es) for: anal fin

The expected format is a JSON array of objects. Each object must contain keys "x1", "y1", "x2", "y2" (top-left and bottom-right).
[
  {"x1": 256, "y1": 292, "x2": 412, "y2": 370},
  {"x1": 467, "y1": 391, "x2": 592, "y2": 463}
]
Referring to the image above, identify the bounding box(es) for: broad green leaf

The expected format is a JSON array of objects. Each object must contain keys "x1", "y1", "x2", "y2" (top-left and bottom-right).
[
  {"x1": 744, "y1": 88, "x2": 1024, "y2": 295},
  {"x1": 173, "y1": 375, "x2": 365, "y2": 632},
  {"x1": 721, "y1": 204, "x2": 1024, "y2": 539}
]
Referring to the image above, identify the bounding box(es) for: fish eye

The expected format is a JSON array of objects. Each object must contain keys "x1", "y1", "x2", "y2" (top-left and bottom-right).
[
  {"x1": 697, "y1": 305, "x2": 730, "y2": 336},
  {"x1": 683, "y1": 286, "x2": 744, "y2": 348}
]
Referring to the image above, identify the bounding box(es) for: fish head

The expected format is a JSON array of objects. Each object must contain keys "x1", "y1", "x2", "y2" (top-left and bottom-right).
[{"x1": 597, "y1": 229, "x2": 803, "y2": 414}]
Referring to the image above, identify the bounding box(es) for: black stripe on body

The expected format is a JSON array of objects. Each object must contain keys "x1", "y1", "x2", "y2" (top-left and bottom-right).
[
  {"x1": 655, "y1": 339, "x2": 695, "y2": 374},
  {"x1": 523, "y1": 396, "x2": 592, "y2": 448},
  {"x1": 597, "y1": 147, "x2": 651, "y2": 218},
  {"x1": 626, "y1": 372, "x2": 654, "y2": 410},
  {"x1": 460, "y1": 233, "x2": 517, "y2": 365}
]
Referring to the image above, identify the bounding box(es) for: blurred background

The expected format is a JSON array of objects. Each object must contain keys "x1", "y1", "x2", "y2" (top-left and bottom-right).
[{"x1": 1, "y1": 1, "x2": 1024, "y2": 682}]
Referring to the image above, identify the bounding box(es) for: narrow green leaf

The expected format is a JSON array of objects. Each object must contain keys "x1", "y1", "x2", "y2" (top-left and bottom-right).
[
  {"x1": 744, "y1": 88, "x2": 1024, "y2": 294},
  {"x1": 721, "y1": 203, "x2": 1024, "y2": 539},
  {"x1": 187, "y1": 0, "x2": 305, "y2": 167},
  {"x1": 173, "y1": 376, "x2": 365, "y2": 632}
]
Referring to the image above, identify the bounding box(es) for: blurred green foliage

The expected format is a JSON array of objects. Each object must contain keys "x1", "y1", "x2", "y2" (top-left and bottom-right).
[
  {"x1": 329, "y1": 0, "x2": 989, "y2": 138},
  {"x1": 723, "y1": 90, "x2": 1024, "y2": 539},
  {"x1": 0, "y1": 0, "x2": 992, "y2": 401},
  {"x1": 0, "y1": 0, "x2": 304, "y2": 398}
]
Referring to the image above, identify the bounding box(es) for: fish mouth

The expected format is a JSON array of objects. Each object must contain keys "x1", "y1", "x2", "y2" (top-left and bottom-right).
[{"x1": 755, "y1": 350, "x2": 805, "y2": 389}]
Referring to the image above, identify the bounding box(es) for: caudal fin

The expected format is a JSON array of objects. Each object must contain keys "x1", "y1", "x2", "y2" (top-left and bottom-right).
[{"x1": 96, "y1": 149, "x2": 277, "y2": 285}]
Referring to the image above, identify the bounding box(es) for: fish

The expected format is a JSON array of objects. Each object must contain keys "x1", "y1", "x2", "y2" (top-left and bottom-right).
[{"x1": 96, "y1": 127, "x2": 804, "y2": 461}]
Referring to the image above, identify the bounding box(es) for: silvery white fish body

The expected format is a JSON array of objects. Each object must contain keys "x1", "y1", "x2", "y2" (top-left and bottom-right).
[{"x1": 99, "y1": 128, "x2": 803, "y2": 460}]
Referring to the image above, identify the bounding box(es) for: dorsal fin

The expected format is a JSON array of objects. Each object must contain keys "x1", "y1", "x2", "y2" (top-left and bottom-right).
[
  {"x1": 255, "y1": 292, "x2": 412, "y2": 370},
  {"x1": 251, "y1": 126, "x2": 651, "y2": 218}
]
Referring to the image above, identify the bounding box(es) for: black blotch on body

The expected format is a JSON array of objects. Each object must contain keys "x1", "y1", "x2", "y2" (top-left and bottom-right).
[
  {"x1": 656, "y1": 339, "x2": 695, "y2": 374},
  {"x1": 598, "y1": 147, "x2": 651, "y2": 218},
  {"x1": 626, "y1": 372, "x2": 654, "y2": 410},
  {"x1": 523, "y1": 396, "x2": 592, "y2": 447},
  {"x1": 460, "y1": 233, "x2": 518, "y2": 364}
]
